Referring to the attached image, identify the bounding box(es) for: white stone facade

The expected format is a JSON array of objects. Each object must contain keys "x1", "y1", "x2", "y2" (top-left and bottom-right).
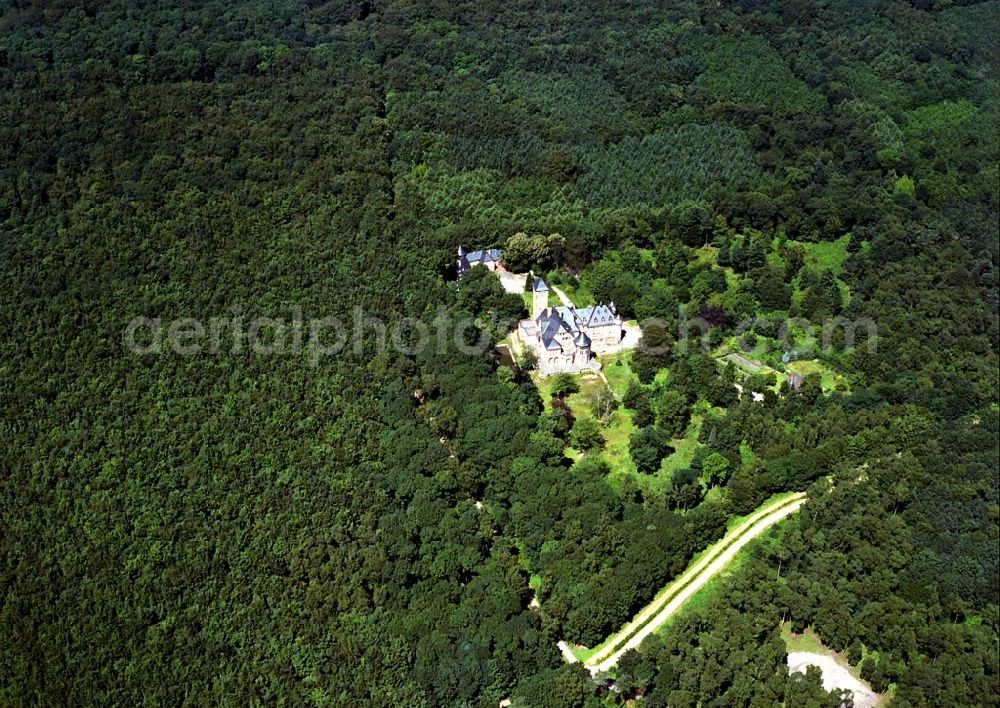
[{"x1": 519, "y1": 278, "x2": 624, "y2": 376}]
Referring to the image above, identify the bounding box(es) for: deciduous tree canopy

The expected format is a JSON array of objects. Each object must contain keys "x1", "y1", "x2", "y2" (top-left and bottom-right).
[{"x1": 0, "y1": 0, "x2": 996, "y2": 705}]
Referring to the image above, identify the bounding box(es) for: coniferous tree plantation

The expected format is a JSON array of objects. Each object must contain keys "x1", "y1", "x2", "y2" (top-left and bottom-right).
[{"x1": 1, "y1": 1, "x2": 997, "y2": 705}]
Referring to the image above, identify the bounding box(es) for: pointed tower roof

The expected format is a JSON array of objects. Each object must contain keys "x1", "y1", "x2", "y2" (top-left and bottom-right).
[
  {"x1": 574, "y1": 331, "x2": 592, "y2": 348},
  {"x1": 533, "y1": 278, "x2": 549, "y2": 292},
  {"x1": 458, "y1": 245, "x2": 467, "y2": 256}
]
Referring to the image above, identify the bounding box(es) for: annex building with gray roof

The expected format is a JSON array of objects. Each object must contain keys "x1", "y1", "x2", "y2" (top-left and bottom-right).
[{"x1": 456, "y1": 246, "x2": 503, "y2": 278}]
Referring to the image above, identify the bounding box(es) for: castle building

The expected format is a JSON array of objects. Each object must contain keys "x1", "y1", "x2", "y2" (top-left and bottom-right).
[
  {"x1": 518, "y1": 278, "x2": 624, "y2": 375},
  {"x1": 457, "y1": 246, "x2": 503, "y2": 278}
]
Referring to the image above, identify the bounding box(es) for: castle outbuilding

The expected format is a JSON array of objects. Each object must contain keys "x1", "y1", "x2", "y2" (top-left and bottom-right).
[{"x1": 457, "y1": 246, "x2": 503, "y2": 278}]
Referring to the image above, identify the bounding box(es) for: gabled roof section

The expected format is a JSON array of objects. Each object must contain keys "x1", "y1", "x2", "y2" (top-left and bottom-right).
[
  {"x1": 539, "y1": 315, "x2": 566, "y2": 341},
  {"x1": 571, "y1": 306, "x2": 593, "y2": 322},
  {"x1": 458, "y1": 246, "x2": 502, "y2": 265},
  {"x1": 457, "y1": 245, "x2": 504, "y2": 278},
  {"x1": 552, "y1": 306, "x2": 580, "y2": 333},
  {"x1": 581, "y1": 302, "x2": 620, "y2": 326}
]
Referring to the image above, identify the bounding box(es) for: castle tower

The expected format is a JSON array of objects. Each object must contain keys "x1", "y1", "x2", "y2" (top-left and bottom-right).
[
  {"x1": 574, "y1": 331, "x2": 592, "y2": 363},
  {"x1": 532, "y1": 278, "x2": 549, "y2": 319}
]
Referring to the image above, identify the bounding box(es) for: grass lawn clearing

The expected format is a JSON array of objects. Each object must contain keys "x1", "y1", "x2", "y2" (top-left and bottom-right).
[{"x1": 800, "y1": 234, "x2": 851, "y2": 274}]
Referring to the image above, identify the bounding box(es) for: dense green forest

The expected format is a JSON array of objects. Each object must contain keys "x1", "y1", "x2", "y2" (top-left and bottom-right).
[{"x1": 1, "y1": 0, "x2": 997, "y2": 705}]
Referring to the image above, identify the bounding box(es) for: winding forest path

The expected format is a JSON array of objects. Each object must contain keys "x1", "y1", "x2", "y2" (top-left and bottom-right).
[
  {"x1": 556, "y1": 641, "x2": 578, "y2": 664},
  {"x1": 550, "y1": 285, "x2": 576, "y2": 308},
  {"x1": 561, "y1": 492, "x2": 807, "y2": 673}
]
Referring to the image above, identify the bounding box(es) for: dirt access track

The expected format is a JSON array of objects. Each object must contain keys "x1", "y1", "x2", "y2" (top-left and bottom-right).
[{"x1": 565, "y1": 492, "x2": 807, "y2": 674}]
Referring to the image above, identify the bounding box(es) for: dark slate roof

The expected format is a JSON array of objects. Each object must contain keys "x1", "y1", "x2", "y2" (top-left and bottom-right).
[
  {"x1": 552, "y1": 306, "x2": 580, "y2": 333},
  {"x1": 534, "y1": 299, "x2": 620, "y2": 355},
  {"x1": 457, "y1": 246, "x2": 503, "y2": 277},
  {"x1": 464, "y1": 248, "x2": 500, "y2": 263},
  {"x1": 538, "y1": 313, "x2": 568, "y2": 340},
  {"x1": 533, "y1": 278, "x2": 549, "y2": 292},
  {"x1": 578, "y1": 303, "x2": 619, "y2": 326},
  {"x1": 543, "y1": 302, "x2": 622, "y2": 336}
]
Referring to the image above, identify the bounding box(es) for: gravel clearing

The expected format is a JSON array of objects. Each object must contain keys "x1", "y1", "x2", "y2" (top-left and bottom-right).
[
  {"x1": 498, "y1": 270, "x2": 528, "y2": 294},
  {"x1": 787, "y1": 651, "x2": 882, "y2": 707}
]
